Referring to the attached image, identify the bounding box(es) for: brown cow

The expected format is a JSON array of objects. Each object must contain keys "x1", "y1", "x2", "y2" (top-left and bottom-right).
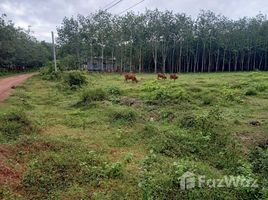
[
  {"x1": 124, "y1": 73, "x2": 138, "y2": 83},
  {"x1": 157, "y1": 73, "x2": 167, "y2": 80},
  {"x1": 170, "y1": 74, "x2": 178, "y2": 81}
]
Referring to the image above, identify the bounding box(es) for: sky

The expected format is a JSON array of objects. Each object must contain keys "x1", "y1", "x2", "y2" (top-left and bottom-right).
[{"x1": 0, "y1": 0, "x2": 268, "y2": 42}]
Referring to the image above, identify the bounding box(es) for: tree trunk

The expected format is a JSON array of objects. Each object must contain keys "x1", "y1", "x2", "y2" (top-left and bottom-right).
[
  {"x1": 153, "y1": 45, "x2": 158, "y2": 73},
  {"x1": 228, "y1": 51, "x2": 231, "y2": 72},
  {"x1": 172, "y1": 41, "x2": 176, "y2": 73},
  {"x1": 201, "y1": 42, "x2": 205, "y2": 72},
  {"x1": 234, "y1": 53, "x2": 238, "y2": 71},
  {"x1": 247, "y1": 51, "x2": 251, "y2": 71},
  {"x1": 179, "y1": 42, "x2": 182, "y2": 72},
  {"x1": 259, "y1": 53, "x2": 263, "y2": 70},
  {"x1": 194, "y1": 42, "x2": 199, "y2": 73},
  {"x1": 222, "y1": 48, "x2": 226, "y2": 72},
  {"x1": 216, "y1": 48, "x2": 220, "y2": 72},
  {"x1": 139, "y1": 47, "x2": 142, "y2": 73}
]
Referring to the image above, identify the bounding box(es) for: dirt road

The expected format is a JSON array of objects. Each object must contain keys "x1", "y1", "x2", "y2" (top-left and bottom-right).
[{"x1": 0, "y1": 73, "x2": 37, "y2": 102}]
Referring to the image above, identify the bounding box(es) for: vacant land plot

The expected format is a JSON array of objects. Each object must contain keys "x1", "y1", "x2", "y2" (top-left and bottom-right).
[{"x1": 1, "y1": 72, "x2": 268, "y2": 199}]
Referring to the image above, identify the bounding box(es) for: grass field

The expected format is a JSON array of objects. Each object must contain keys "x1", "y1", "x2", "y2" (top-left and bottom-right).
[{"x1": 1, "y1": 71, "x2": 268, "y2": 199}]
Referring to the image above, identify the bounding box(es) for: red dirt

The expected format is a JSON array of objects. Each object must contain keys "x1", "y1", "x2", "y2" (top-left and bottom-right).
[
  {"x1": 0, "y1": 145, "x2": 22, "y2": 187},
  {"x1": 0, "y1": 73, "x2": 37, "y2": 102}
]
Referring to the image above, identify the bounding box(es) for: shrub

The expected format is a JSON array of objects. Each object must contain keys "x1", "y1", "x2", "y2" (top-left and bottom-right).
[
  {"x1": 77, "y1": 88, "x2": 107, "y2": 106},
  {"x1": 105, "y1": 162, "x2": 123, "y2": 178},
  {"x1": 200, "y1": 93, "x2": 214, "y2": 105},
  {"x1": 40, "y1": 65, "x2": 62, "y2": 81},
  {"x1": 222, "y1": 87, "x2": 241, "y2": 102},
  {"x1": 245, "y1": 88, "x2": 258, "y2": 96},
  {"x1": 255, "y1": 84, "x2": 268, "y2": 92},
  {"x1": 0, "y1": 110, "x2": 36, "y2": 141},
  {"x1": 106, "y1": 86, "x2": 121, "y2": 96},
  {"x1": 64, "y1": 71, "x2": 87, "y2": 89},
  {"x1": 179, "y1": 107, "x2": 222, "y2": 132},
  {"x1": 142, "y1": 80, "x2": 161, "y2": 92},
  {"x1": 109, "y1": 108, "x2": 137, "y2": 124},
  {"x1": 249, "y1": 147, "x2": 268, "y2": 177}
]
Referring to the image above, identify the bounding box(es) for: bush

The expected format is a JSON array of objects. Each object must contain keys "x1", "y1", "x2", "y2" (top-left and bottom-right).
[
  {"x1": 105, "y1": 162, "x2": 123, "y2": 178},
  {"x1": 200, "y1": 93, "x2": 214, "y2": 105},
  {"x1": 60, "y1": 55, "x2": 77, "y2": 70},
  {"x1": 109, "y1": 108, "x2": 137, "y2": 124},
  {"x1": 77, "y1": 88, "x2": 107, "y2": 106},
  {"x1": 179, "y1": 107, "x2": 222, "y2": 133},
  {"x1": 255, "y1": 84, "x2": 268, "y2": 92},
  {"x1": 222, "y1": 87, "x2": 241, "y2": 102},
  {"x1": 0, "y1": 110, "x2": 36, "y2": 141},
  {"x1": 143, "y1": 82, "x2": 187, "y2": 104},
  {"x1": 40, "y1": 65, "x2": 62, "y2": 81},
  {"x1": 106, "y1": 86, "x2": 121, "y2": 96},
  {"x1": 245, "y1": 88, "x2": 258, "y2": 96},
  {"x1": 64, "y1": 71, "x2": 87, "y2": 89}
]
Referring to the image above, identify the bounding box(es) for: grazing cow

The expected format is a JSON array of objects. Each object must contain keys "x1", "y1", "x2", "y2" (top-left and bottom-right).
[
  {"x1": 170, "y1": 74, "x2": 178, "y2": 81},
  {"x1": 124, "y1": 73, "x2": 138, "y2": 83},
  {"x1": 157, "y1": 73, "x2": 167, "y2": 80}
]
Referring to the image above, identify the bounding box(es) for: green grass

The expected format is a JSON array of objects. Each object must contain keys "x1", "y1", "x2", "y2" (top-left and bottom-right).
[{"x1": 1, "y1": 71, "x2": 268, "y2": 199}]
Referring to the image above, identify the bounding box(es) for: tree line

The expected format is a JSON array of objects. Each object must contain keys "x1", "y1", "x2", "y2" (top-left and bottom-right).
[
  {"x1": 57, "y1": 9, "x2": 268, "y2": 73},
  {"x1": 0, "y1": 14, "x2": 51, "y2": 69}
]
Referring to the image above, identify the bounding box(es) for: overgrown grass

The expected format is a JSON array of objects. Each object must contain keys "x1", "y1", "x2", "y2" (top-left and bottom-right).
[{"x1": 1, "y1": 71, "x2": 268, "y2": 199}]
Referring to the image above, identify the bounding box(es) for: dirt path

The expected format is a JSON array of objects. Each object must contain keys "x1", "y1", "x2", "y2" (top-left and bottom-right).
[{"x1": 0, "y1": 73, "x2": 37, "y2": 102}]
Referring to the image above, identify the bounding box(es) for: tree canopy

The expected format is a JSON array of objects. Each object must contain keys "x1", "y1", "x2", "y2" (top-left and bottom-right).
[
  {"x1": 0, "y1": 14, "x2": 51, "y2": 68},
  {"x1": 57, "y1": 9, "x2": 268, "y2": 73}
]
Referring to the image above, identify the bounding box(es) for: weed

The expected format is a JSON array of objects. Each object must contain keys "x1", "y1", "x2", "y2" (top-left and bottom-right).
[
  {"x1": 0, "y1": 110, "x2": 36, "y2": 141},
  {"x1": 105, "y1": 162, "x2": 123, "y2": 178},
  {"x1": 22, "y1": 150, "x2": 106, "y2": 198},
  {"x1": 77, "y1": 88, "x2": 107, "y2": 106},
  {"x1": 245, "y1": 88, "x2": 258, "y2": 96},
  {"x1": 106, "y1": 86, "x2": 121, "y2": 96},
  {"x1": 64, "y1": 71, "x2": 87, "y2": 89},
  {"x1": 255, "y1": 83, "x2": 268, "y2": 92},
  {"x1": 109, "y1": 108, "x2": 137, "y2": 124}
]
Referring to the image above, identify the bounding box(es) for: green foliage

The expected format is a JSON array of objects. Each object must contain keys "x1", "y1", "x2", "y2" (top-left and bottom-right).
[
  {"x1": 106, "y1": 86, "x2": 122, "y2": 96},
  {"x1": 245, "y1": 88, "x2": 258, "y2": 96},
  {"x1": 109, "y1": 108, "x2": 137, "y2": 124},
  {"x1": 200, "y1": 93, "x2": 214, "y2": 105},
  {"x1": 123, "y1": 152, "x2": 134, "y2": 163},
  {"x1": 77, "y1": 88, "x2": 107, "y2": 106},
  {"x1": 105, "y1": 162, "x2": 123, "y2": 178},
  {"x1": 142, "y1": 81, "x2": 187, "y2": 104},
  {"x1": 254, "y1": 83, "x2": 268, "y2": 92},
  {"x1": 22, "y1": 150, "x2": 106, "y2": 199},
  {"x1": 40, "y1": 62, "x2": 62, "y2": 81},
  {"x1": 60, "y1": 55, "x2": 77, "y2": 70},
  {"x1": 0, "y1": 110, "x2": 36, "y2": 141},
  {"x1": 222, "y1": 86, "x2": 242, "y2": 102},
  {"x1": 179, "y1": 107, "x2": 222, "y2": 132},
  {"x1": 249, "y1": 147, "x2": 268, "y2": 177},
  {"x1": 0, "y1": 15, "x2": 50, "y2": 68},
  {"x1": 64, "y1": 71, "x2": 87, "y2": 89}
]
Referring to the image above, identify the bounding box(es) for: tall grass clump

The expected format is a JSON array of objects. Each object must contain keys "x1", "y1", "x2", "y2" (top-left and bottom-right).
[
  {"x1": 40, "y1": 62, "x2": 62, "y2": 81},
  {"x1": 0, "y1": 110, "x2": 36, "y2": 141},
  {"x1": 76, "y1": 88, "x2": 107, "y2": 106},
  {"x1": 64, "y1": 71, "x2": 87, "y2": 90},
  {"x1": 109, "y1": 108, "x2": 137, "y2": 124}
]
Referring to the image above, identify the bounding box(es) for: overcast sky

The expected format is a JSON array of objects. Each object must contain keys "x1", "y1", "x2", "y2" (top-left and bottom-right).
[{"x1": 0, "y1": 0, "x2": 267, "y2": 42}]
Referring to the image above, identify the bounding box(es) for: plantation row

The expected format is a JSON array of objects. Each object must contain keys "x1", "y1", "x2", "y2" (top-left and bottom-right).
[{"x1": 57, "y1": 10, "x2": 268, "y2": 73}]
